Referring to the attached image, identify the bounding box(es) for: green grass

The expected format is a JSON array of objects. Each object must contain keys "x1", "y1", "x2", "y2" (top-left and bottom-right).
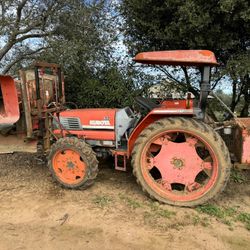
[
  {"x1": 197, "y1": 204, "x2": 237, "y2": 219},
  {"x1": 237, "y1": 212, "x2": 250, "y2": 231},
  {"x1": 119, "y1": 193, "x2": 142, "y2": 209},
  {"x1": 230, "y1": 169, "x2": 247, "y2": 183},
  {"x1": 92, "y1": 194, "x2": 113, "y2": 208},
  {"x1": 141, "y1": 201, "x2": 177, "y2": 229},
  {"x1": 148, "y1": 201, "x2": 176, "y2": 219},
  {"x1": 192, "y1": 215, "x2": 200, "y2": 225},
  {"x1": 197, "y1": 204, "x2": 250, "y2": 230},
  {"x1": 156, "y1": 208, "x2": 176, "y2": 218},
  {"x1": 191, "y1": 214, "x2": 210, "y2": 227}
]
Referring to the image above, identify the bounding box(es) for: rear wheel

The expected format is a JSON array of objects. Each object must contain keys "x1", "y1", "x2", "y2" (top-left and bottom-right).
[
  {"x1": 48, "y1": 137, "x2": 98, "y2": 189},
  {"x1": 132, "y1": 117, "x2": 231, "y2": 207}
]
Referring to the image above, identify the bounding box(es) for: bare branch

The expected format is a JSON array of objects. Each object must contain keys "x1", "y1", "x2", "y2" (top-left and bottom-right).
[
  {"x1": 211, "y1": 75, "x2": 223, "y2": 90},
  {"x1": 236, "y1": 81, "x2": 245, "y2": 104},
  {"x1": 0, "y1": 42, "x2": 14, "y2": 61},
  {"x1": 2, "y1": 47, "x2": 45, "y2": 74},
  {"x1": 16, "y1": 0, "x2": 28, "y2": 24},
  {"x1": 16, "y1": 2, "x2": 59, "y2": 36},
  {"x1": 15, "y1": 31, "x2": 53, "y2": 43},
  {"x1": 181, "y1": 66, "x2": 190, "y2": 86},
  {"x1": 155, "y1": 65, "x2": 184, "y2": 85},
  {"x1": 16, "y1": 20, "x2": 45, "y2": 36},
  {"x1": 0, "y1": 1, "x2": 63, "y2": 63}
]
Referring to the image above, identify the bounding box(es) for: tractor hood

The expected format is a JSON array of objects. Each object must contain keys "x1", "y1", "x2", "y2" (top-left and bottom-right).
[{"x1": 58, "y1": 108, "x2": 117, "y2": 130}]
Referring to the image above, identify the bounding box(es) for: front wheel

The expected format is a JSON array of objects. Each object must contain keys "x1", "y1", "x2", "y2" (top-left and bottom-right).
[
  {"x1": 48, "y1": 137, "x2": 98, "y2": 189},
  {"x1": 132, "y1": 117, "x2": 231, "y2": 207}
]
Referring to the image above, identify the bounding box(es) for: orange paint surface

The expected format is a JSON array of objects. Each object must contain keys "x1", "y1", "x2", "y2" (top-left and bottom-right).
[
  {"x1": 59, "y1": 109, "x2": 117, "y2": 128},
  {"x1": 134, "y1": 50, "x2": 218, "y2": 66},
  {"x1": 53, "y1": 129, "x2": 115, "y2": 141},
  {"x1": 0, "y1": 75, "x2": 20, "y2": 125}
]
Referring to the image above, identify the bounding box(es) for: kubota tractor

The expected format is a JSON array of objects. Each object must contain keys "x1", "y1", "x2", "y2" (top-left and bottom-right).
[{"x1": 0, "y1": 51, "x2": 248, "y2": 207}]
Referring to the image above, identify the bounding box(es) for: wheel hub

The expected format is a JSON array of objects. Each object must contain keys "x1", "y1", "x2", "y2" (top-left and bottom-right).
[
  {"x1": 67, "y1": 161, "x2": 75, "y2": 169},
  {"x1": 171, "y1": 157, "x2": 184, "y2": 169}
]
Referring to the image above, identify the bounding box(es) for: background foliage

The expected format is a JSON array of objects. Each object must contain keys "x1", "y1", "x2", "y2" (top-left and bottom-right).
[
  {"x1": 0, "y1": 0, "x2": 249, "y2": 116},
  {"x1": 121, "y1": 0, "x2": 250, "y2": 116}
]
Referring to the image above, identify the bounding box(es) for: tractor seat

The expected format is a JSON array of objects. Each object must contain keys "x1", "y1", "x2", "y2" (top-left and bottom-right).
[{"x1": 134, "y1": 96, "x2": 158, "y2": 112}]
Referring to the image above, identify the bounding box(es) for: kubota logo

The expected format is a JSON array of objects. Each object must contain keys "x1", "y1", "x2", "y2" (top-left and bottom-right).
[{"x1": 89, "y1": 120, "x2": 111, "y2": 126}]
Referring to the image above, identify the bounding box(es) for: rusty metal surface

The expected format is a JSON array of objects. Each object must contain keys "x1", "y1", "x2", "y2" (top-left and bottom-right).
[
  {"x1": 235, "y1": 118, "x2": 250, "y2": 128},
  {"x1": 0, "y1": 134, "x2": 37, "y2": 154},
  {"x1": 33, "y1": 61, "x2": 60, "y2": 68},
  {"x1": 0, "y1": 62, "x2": 65, "y2": 155},
  {"x1": 20, "y1": 70, "x2": 33, "y2": 138},
  {"x1": 231, "y1": 121, "x2": 250, "y2": 165},
  {"x1": 111, "y1": 149, "x2": 127, "y2": 172},
  {"x1": 231, "y1": 126, "x2": 243, "y2": 163},
  {"x1": 241, "y1": 128, "x2": 250, "y2": 164},
  {"x1": 234, "y1": 163, "x2": 250, "y2": 170}
]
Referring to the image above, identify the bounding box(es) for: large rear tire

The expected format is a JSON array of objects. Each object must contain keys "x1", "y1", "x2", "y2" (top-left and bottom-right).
[
  {"x1": 48, "y1": 137, "x2": 98, "y2": 189},
  {"x1": 132, "y1": 117, "x2": 231, "y2": 207}
]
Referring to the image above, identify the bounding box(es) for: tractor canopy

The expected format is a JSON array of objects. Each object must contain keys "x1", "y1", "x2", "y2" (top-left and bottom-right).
[{"x1": 133, "y1": 50, "x2": 218, "y2": 66}]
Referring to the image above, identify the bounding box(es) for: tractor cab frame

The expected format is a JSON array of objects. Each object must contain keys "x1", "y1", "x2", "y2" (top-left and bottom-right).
[{"x1": 133, "y1": 50, "x2": 218, "y2": 119}]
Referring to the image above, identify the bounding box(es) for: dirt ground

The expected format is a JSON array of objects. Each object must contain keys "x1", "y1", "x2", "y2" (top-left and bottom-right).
[{"x1": 0, "y1": 153, "x2": 249, "y2": 250}]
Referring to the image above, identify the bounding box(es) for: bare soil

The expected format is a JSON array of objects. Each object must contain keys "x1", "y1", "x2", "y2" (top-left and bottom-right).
[{"x1": 0, "y1": 153, "x2": 249, "y2": 250}]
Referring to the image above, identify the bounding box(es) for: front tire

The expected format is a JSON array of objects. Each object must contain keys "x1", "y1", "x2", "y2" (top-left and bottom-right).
[
  {"x1": 132, "y1": 117, "x2": 231, "y2": 207},
  {"x1": 48, "y1": 137, "x2": 98, "y2": 189}
]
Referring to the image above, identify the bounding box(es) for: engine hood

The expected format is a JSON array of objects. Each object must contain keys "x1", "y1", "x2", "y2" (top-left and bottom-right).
[{"x1": 59, "y1": 108, "x2": 117, "y2": 130}]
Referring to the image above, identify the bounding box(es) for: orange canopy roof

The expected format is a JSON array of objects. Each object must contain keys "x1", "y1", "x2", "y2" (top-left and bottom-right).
[{"x1": 133, "y1": 50, "x2": 218, "y2": 66}]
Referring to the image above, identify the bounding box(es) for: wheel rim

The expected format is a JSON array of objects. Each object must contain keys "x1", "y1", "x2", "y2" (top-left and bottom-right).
[
  {"x1": 141, "y1": 130, "x2": 219, "y2": 202},
  {"x1": 52, "y1": 148, "x2": 87, "y2": 185}
]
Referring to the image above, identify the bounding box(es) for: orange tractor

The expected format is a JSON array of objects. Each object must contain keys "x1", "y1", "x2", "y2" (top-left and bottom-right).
[{"x1": 0, "y1": 51, "x2": 248, "y2": 207}]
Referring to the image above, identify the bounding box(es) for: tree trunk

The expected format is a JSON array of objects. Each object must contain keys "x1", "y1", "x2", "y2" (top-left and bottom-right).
[
  {"x1": 240, "y1": 75, "x2": 250, "y2": 117},
  {"x1": 230, "y1": 80, "x2": 237, "y2": 112}
]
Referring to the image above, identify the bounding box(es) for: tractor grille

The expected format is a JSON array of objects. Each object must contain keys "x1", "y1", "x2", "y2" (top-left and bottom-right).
[{"x1": 59, "y1": 117, "x2": 82, "y2": 130}]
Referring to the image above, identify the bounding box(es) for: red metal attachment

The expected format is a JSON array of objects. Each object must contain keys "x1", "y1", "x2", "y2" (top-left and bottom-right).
[
  {"x1": 141, "y1": 130, "x2": 218, "y2": 202},
  {"x1": 112, "y1": 149, "x2": 127, "y2": 171},
  {"x1": 233, "y1": 118, "x2": 250, "y2": 169}
]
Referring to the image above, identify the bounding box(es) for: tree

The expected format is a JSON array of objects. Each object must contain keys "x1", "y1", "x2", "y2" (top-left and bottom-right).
[
  {"x1": 0, "y1": 0, "x2": 68, "y2": 74},
  {"x1": 226, "y1": 51, "x2": 250, "y2": 116},
  {"x1": 121, "y1": 0, "x2": 250, "y2": 115},
  {"x1": 0, "y1": 0, "x2": 138, "y2": 108},
  {"x1": 38, "y1": 0, "x2": 138, "y2": 108}
]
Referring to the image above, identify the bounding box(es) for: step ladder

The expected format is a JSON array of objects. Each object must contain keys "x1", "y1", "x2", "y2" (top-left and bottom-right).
[{"x1": 111, "y1": 149, "x2": 128, "y2": 171}]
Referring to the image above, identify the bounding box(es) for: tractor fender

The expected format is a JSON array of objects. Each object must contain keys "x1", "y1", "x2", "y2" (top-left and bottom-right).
[{"x1": 127, "y1": 108, "x2": 193, "y2": 156}]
